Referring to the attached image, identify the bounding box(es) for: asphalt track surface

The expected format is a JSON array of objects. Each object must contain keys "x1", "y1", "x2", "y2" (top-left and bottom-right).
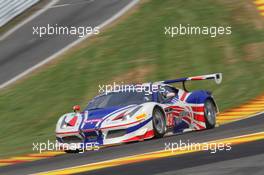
[
  {"x1": 0, "y1": 0, "x2": 134, "y2": 87},
  {"x1": 78, "y1": 140, "x2": 264, "y2": 175},
  {"x1": 0, "y1": 113, "x2": 263, "y2": 175}
]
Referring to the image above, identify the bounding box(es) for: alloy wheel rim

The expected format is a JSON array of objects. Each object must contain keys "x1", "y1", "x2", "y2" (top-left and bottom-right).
[
  {"x1": 205, "y1": 102, "x2": 215, "y2": 125},
  {"x1": 154, "y1": 110, "x2": 164, "y2": 133}
]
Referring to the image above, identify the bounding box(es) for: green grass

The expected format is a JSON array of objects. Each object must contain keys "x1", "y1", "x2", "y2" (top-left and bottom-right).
[{"x1": 0, "y1": 0, "x2": 264, "y2": 158}]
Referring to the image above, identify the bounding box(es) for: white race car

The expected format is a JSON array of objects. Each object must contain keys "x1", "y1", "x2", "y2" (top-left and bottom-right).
[{"x1": 55, "y1": 73, "x2": 222, "y2": 151}]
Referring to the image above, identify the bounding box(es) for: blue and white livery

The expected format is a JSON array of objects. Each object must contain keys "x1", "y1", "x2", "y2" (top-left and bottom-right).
[{"x1": 55, "y1": 73, "x2": 222, "y2": 152}]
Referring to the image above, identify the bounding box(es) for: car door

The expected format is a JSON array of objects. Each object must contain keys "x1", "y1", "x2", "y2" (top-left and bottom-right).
[{"x1": 158, "y1": 85, "x2": 191, "y2": 132}]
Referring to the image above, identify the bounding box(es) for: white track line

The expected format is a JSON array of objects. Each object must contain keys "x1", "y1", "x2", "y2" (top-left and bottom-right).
[
  {"x1": 50, "y1": 0, "x2": 95, "y2": 9},
  {"x1": 0, "y1": 0, "x2": 60, "y2": 41},
  {"x1": 0, "y1": 0, "x2": 140, "y2": 90}
]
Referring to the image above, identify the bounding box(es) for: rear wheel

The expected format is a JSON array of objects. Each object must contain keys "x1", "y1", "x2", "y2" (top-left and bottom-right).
[
  {"x1": 152, "y1": 107, "x2": 166, "y2": 138},
  {"x1": 204, "y1": 99, "x2": 217, "y2": 129}
]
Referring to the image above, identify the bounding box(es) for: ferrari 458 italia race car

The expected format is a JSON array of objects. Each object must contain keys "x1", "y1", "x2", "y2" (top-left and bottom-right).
[{"x1": 56, "y1": 73, "x2": 222, "y2": 151}]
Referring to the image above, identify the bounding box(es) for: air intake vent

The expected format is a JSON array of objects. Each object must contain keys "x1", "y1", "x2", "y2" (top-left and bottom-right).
[{"x1": 107, "y1": 129, "x2": 127, "y2": 139}]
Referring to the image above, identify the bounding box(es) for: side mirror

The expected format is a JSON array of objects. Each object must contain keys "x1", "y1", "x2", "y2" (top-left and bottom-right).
[
  {"x1": 73, "y1": 105, "x2": 81, "y2": 112},
  {"x1": 166, "y1": 92, "x2": 176, "y2": 98}
]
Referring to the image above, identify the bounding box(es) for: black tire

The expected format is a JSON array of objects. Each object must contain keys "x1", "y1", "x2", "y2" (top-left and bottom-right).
[
  {"x1": 152, "y1": 107, "x2": 166, "y2": 138},
  {"x1": 204, "y1": 99, "x2": 217, "y2": 129}
]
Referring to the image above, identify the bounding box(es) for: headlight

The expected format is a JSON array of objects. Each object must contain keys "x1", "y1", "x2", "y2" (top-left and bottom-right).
[{"x1": 58, "y1": 113, "x2": 78, "y2": 129}]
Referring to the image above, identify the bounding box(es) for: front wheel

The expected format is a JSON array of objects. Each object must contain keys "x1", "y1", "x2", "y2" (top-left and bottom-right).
[
  {"x1": 204, "y1": 99, "x2": 217, "y2": 129},
  {"x1": 152, "y1": 107, "x2": 166, "y2": 138}
]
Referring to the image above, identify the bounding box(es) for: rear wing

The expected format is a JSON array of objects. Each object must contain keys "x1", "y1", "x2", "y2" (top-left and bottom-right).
[
  {"x1": 161, "y1": 73, "x2": 222, "y2": 91},
  {"x1": 163, "y1": 73, "x2": 222, "y2": 84}
]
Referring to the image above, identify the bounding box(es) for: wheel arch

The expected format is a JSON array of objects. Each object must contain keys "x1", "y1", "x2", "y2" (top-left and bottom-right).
[
  {"x1": 141, "y1": 102, "x2": 166, "y2": 119},
  {"x1": 186, "y1": 90, "x2": 219, "y2": 113}
]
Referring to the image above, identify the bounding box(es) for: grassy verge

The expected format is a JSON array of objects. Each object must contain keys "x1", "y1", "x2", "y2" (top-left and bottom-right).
[{"x1": 0, "y1": 0, "x2": 264, "y2": 158}]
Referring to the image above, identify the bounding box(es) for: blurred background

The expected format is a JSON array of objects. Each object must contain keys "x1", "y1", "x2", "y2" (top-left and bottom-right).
[{"x1": 0, "y1": 0, "x2": 264, "y2": 158}]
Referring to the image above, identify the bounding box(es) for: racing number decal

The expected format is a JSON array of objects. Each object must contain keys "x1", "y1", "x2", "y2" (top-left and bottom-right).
[
  {"x1": 166, "y1": 112, "x2": 174, "y2": 127},
  {"x1": 165, "y1": 106, "x2": 188, "y2": 127}
]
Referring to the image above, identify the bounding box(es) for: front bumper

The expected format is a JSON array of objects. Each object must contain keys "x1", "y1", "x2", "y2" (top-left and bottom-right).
[{"x1": 56, "y1": 117, "x2": 154, "y2": 149}]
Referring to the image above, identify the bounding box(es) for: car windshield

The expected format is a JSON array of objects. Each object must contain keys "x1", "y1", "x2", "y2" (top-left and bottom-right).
[{"x1": 87, "y1": 91, "x2": 152, "y2": 110}]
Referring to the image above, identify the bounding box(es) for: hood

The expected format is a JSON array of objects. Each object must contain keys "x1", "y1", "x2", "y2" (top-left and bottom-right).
[
  {"x1": 81, "y1": 105, "x2": 136, "y2": 131},
  {"x1": 86, "y1": 106, "x2": 122, "y2": 119}
]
